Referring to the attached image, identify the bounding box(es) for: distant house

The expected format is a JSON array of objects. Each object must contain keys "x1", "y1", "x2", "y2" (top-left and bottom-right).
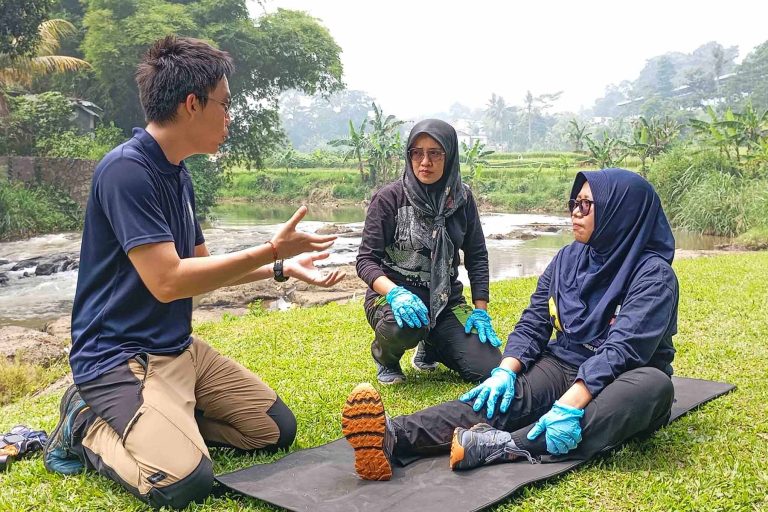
[
  {"x1": 70, "y1": 99, "x2": 103, "y2": 133},
  {"x1": 456, "y1": 129, "x2": 488, "y2": 148}
]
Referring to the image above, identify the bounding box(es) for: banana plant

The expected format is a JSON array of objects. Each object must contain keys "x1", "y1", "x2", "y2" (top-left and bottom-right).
[
  {"x1": 365, "y1": 103, "x2": 404, "y2": 187},
  {"x1": 581, "y1": 132, "x2": 626, "y2": 169},
  {"x1": 689, "y1": 106, "x2": 743, "y2": 163},
  {"x1": 329, "y1": 118, "x2": 368, "y2": 181},
  {"x1": 460, "y1": 139, "x2": 494, "y2": 189},
  {"x1": 567, "y1": 119, "x2": 590, "y2": 153},
  {"x1": 622, "y1": 116, "x2": 680, "y2": 175}
]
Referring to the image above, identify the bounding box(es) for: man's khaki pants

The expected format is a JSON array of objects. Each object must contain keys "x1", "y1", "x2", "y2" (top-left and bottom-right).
[{"x1": 74, "y1": 337, "x2": 296, "y2": 509}]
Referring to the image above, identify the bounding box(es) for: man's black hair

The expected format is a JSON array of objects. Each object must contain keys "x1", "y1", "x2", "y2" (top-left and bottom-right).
[{"x1": 136, "y1": 35, "x2": 234, "y2": 124}]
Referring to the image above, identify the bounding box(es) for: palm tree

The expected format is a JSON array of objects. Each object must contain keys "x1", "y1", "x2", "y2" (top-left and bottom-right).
[
  {"x1": 0, "y1": 19, "x2": 90, "y2": 114},
  {"x1": 484, "y1": 93, "x2": 508, "y2": 147},
  {"x1": 523, "y1": 90, "x2": 562, "y2": 149}
]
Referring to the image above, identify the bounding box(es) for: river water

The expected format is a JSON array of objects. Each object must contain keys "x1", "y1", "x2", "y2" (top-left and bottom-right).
[{"x1": 0, "y1": 203, "x2": 728, "y2": 330}]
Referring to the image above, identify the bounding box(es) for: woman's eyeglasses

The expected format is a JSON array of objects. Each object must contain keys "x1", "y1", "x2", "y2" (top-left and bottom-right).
[
  {"x1": 408, "y1": 148, "x2": 446, "y2": 162},
  {"x1": 568, "y1": 198, "x2": 594, "y2": 216}
]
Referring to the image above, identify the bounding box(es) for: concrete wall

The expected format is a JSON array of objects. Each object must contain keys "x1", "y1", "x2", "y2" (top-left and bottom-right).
[{"x1": 0, "y1": 156, "x2": 96, "y2": 208}]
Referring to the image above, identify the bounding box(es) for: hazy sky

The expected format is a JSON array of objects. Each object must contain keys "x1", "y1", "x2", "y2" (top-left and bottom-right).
[{"x1": 254, "y1": 1, "x2": 767, "y2": 118}]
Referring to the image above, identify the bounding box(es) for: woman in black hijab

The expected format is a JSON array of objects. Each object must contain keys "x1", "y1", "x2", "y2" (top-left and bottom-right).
[
  {"x1": 344, "y1": 168, "x2": 678, "y2": 481},
  {"x1": 356, "y1": 119, "x2": 503, "y2": 385}
]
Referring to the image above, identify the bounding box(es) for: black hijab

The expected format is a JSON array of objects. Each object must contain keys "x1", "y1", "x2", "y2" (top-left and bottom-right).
[
  {"x1": 402, "y1": 119, "x2": 467, "y2": 326},
  {"x1": 550, "y1": 168, "x2": 675, "y2": 343}
]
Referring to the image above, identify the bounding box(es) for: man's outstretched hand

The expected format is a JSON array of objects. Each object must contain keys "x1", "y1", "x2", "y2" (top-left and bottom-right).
[
  {"x1": 285, "y1": 252, "x2": 345, "y2": 287},
  {"x1": 270, "y1": 206, "x2": 337, "y2": 259}
]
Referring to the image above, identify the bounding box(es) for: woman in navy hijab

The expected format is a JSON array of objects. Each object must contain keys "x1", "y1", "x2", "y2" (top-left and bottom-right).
[{"x1": 343, "y1": 168, "x2": 679, "y2": 481}]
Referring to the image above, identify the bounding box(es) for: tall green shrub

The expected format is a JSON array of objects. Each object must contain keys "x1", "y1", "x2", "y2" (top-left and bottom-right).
[
  {"x1": 0, "y1": 92, "x2": 73, "y2": 155},
  {"x1": 649, "y1": 147, "x2": 767, "y2": 236},
  {"x1": 0, "y1": 182, "x2": 82, "y2": 240},
  {"x1": 36, "y1": 123, "x2": 125, "y2": 160},
  {"x1": 186, "y1": 156, "x2": 230, "y2": 220}
]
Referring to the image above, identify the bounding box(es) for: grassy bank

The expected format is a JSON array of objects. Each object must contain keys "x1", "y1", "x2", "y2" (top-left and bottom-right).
[
  {"x1": 223, "y1": 154, "x2": 602, "y2": 213},
  {"x1": 1, "y1": 252, "x2": 766, "y2": 510},
  {"x1": 222, "y1": 167, "x2": 369, "y2": 203},
  {"x1": 0, "y1": 182, "x2": 83, "y2": 241}
]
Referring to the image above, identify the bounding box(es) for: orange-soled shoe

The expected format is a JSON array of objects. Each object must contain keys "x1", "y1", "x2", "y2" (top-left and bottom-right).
[{"x1": 342, "y1": 383, "x2": 394, "y2": 481}]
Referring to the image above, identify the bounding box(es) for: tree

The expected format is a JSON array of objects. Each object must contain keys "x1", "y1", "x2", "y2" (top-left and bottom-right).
[
  {"x1": 0, "y1": 18, "x2": 90, "y2": 114},
  {"x1": 81, "y1": 2, "x2": 343, "y2": 167},
  {"x1": 655, "y1": 56, "x2": 676, "y2": 97},
  {"x1": 730, "y1": 40, "x2": 768, "y2": 110},
  {"x1": 0, "y1": 91, "x2": 74, "y2": 155},
  {"x1": 484, "y1": 93, "x2": 510, "y2": 147},
  {"x1": 523, "y1": 90, "x2": 562, "y2": 149},
  {"x1": 280, "y1": 89, "x2": 374, "y2": 151},
  {"x1": 0, "y1": 0, "x2": 52, "y2": 59},
  {"x1": 690, "y1": 106, "x2": 744, "y2": 163}
]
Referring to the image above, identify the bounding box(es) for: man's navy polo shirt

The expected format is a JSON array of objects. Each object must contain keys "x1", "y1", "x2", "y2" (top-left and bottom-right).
[{"x1": 70, "y1": 128, "x2": 205, "y2": 384}]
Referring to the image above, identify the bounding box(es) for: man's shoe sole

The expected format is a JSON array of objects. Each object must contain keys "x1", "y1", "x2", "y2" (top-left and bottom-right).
[
  {"x1": 342, "y1": 383, "x2": 392, "y2": 481},
  {"x1": 43, "y1": 385, "x2": 81, "y2": 473}
]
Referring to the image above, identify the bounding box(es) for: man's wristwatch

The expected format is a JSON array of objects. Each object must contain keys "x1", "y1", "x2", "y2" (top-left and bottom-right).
[{"x1": 273, "y1": 259, "x2": 289, "y2": 282}]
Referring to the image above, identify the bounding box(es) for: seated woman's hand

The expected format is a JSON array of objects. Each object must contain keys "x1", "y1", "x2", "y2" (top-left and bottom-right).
[
  {"x1": 527, "y1": 401, "x2": 585, "y2": 455},
  {"x1": 459, "y1": 367, "x2": 517, "y2": 419},
  {"x1": 464, "y1": 309, "x2": 503, "y2": 347},
  {"x1": 386, "y1": 286, "x2": 429, "y2": 329}
]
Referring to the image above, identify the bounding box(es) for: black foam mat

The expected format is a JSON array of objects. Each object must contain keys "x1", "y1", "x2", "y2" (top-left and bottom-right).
[{"x1": 216, "y1": 377, "x2": 734, "y2": 512}]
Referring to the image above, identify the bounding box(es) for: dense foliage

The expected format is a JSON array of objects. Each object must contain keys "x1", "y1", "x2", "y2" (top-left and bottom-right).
[{"x1": 0, "y1": 0, "x2": 53, "y2": 59}]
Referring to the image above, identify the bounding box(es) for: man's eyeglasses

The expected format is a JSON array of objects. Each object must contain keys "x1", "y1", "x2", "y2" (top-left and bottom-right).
[
  {"x1": 408, "y1": 148, "x2": 446, "y2": 162},
  {"x1": 568, "y1": 198, "x2": 595, "y2": 216},
  {"x1": 207, "y1": 96, "x2": 231, "y2": 115}
]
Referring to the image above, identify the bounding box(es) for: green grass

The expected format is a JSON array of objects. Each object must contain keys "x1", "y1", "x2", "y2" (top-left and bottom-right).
[
  {"x1": 0, "y1": 359, "x2": 70, "y2": 407},
  {"x1": 220, "y1": 153, "x2": 641, "y2": 214},
  {"x1": 0, "y1": 181, "x2": 83, "y2": 241},
  {"x1": 734, "y1": 226, "x2": 768, "y2": 249},
  {"x1": 2, "y1": 252, "x2": 766, "y2": 511},
  {"x1": 221, "y1": 167, "x2": 368, "y2": 202}
]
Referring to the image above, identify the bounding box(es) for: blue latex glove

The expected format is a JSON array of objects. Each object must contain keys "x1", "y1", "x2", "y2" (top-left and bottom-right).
[
  {"x1": 459, "y1": 367, "x2": 517, "y2": 419},
  {"x1": 386, "y1": 286, "x2": 429, "y2": 329},
  {"x1": 464, "y1": 309, "x2": 503, "y2": 347},
  {"x1": 526, "y1": 400, "x2": 585, "y2": 455}
]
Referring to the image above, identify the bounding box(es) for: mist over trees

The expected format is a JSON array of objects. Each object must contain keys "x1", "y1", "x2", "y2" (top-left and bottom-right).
[{"x1": 280, "y1": 39, "x2": 766, "y2": 155}]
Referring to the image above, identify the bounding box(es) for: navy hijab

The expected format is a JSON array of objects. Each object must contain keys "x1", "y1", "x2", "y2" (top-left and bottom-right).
[
  {"x1": 402, "y1": 119, "x2": 467, "y2": 326},
  {"x1": 551, "y1": 168, "x2": 675, "y2": 343}
]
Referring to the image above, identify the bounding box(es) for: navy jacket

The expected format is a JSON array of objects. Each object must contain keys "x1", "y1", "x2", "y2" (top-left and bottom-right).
[{"x1": 502, "y1": 254, "x2": 677, "y2": 396}]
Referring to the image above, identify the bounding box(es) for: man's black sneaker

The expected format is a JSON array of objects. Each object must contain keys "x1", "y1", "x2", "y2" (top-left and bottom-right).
[{"x1": 43, "y1": 384, "x2": 88, "y2": 475}]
